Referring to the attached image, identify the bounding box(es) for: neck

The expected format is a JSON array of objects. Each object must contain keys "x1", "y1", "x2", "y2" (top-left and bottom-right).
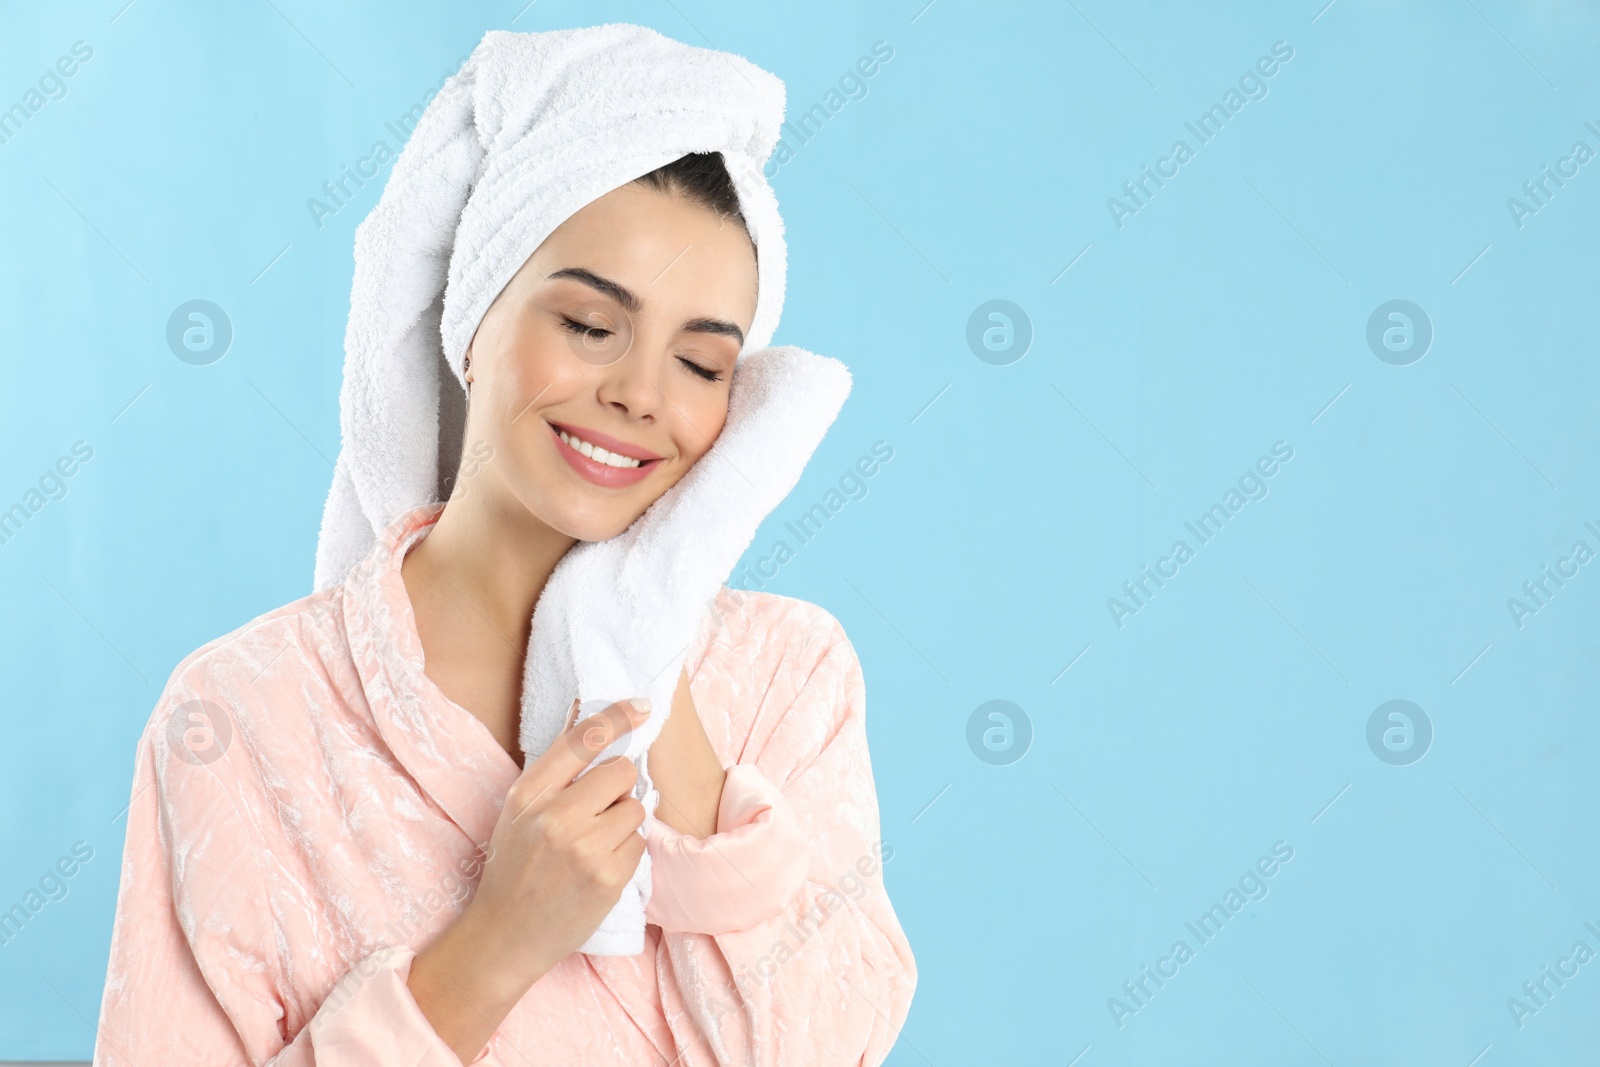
[{"x1": 403, "y1": 488, "x2": 578, "y2": 646}]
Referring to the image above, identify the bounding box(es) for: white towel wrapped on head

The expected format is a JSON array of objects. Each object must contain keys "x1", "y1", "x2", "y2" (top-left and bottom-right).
[{"x1": 314, "y1": 22, "x2": 790, "y2": 590}]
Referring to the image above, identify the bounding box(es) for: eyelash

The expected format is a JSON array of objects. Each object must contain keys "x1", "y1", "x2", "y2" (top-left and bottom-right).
[{"x1": 558, "y1": 317, "x2": 723, "y2": 382}]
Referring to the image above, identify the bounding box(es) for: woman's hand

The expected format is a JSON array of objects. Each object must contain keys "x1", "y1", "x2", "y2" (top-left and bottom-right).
[
  {"x1": 647, "y1": 666, "x2": 728, "y2": 840},
  {"x1": 406, "y1": 698, "x2": 652, "y2": 1061}
]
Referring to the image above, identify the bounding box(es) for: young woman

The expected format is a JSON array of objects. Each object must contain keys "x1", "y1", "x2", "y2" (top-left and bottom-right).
[{"x1": 92, "y1": 150, "x2": 915, "y2": 1064}]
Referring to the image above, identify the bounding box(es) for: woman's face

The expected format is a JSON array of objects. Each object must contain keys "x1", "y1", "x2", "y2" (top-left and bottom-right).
[{"x1": 459, "y1": 180, "x2": 758, "y2": 541}]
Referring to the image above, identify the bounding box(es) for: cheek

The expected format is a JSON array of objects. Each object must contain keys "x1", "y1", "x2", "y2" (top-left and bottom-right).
[
  {"x1": 499, "y1": 331, "x2": 575, "y2": 399},
  {"x1": 679, "y1": 392, "x2": 732, "y2": 464},
  {"x1": 482, "y1": 339, "x2": 577, "y2": 477}
]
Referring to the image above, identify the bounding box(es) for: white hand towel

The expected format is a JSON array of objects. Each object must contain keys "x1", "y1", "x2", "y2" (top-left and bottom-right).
[{"x1": 519, "y1": 346, "x2": 851, "y2": 954}]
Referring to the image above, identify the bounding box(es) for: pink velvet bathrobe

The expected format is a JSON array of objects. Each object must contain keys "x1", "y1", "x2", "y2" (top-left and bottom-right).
[{"x1": 92, "y1": 503, "x2": 916, "y2": 1065}]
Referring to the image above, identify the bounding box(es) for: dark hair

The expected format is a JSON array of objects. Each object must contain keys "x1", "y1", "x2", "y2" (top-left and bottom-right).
[{"x1": 633, "y1": 152, "x2": 749, "y2": 236}]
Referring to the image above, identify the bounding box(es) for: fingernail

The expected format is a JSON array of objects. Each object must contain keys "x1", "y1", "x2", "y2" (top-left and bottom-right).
[{"x1": 632, "y1": 698, "x2": 652, "y2": 715}]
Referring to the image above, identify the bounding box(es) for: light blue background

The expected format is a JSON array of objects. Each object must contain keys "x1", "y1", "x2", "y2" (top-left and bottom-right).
[{"x1": 3, "y1": 1, "x2": 1598, "y2": 1063}]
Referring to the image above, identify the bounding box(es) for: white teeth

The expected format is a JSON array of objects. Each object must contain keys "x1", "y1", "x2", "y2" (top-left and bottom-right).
[{"x1": 558, "y1": 429, "x2": 643, "y2": 469}]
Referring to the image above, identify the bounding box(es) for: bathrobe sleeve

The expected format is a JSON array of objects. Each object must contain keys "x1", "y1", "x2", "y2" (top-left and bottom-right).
[
  {"x1": 646, "y1": 763, "x2": 814, "y2": 935},
  {"x1": 92, "y1": 684, "x2": 481, "y2": 1067},
  {"x1": 653, "y1": 605, "x2": 918, "y2": 1067}
]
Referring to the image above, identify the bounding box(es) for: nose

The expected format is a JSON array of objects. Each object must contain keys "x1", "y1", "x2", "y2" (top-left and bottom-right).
[{"x1": 593, "y1": 329, "x2": 669, "y2": 423}]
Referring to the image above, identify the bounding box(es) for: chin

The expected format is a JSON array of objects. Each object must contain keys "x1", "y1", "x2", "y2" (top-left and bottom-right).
[
  {"x1": 570, "y1": 516, "x2": 639, "y2": 543},
  {"x1": 530, "y1": 491, "x2": 652, "y2": 544}
]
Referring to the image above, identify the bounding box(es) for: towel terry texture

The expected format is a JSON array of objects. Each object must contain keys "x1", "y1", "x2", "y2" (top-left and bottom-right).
[{"x1": 310, "y1": 24, "x2": 853, "y2": 955}]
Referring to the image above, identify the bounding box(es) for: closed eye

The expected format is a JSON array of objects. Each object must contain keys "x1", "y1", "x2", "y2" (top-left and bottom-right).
[
  {"x1": 679, "y1": 356, "x2": 723, "y2": 382},
  {"x1": 559, "y1": 316, "x2": 612, "y2": 341}
]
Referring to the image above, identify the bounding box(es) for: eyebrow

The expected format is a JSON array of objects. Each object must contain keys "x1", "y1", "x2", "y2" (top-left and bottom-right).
[{"x1": 547, "y1": 266, "x2": 746, "y2": 347}]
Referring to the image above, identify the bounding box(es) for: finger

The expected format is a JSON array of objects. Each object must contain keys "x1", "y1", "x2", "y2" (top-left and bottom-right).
[
  {"x1": 582, "y1": 824, "x2": 647, "y2": 899},
  {"x1": 504, "y1": 748, "x2": 636, "y2": 833},
  {"x1": 600, "y1": 821, "x2": 649, "y2": 874},
  {"x1": 586, "y1": 791, "x2": 649, "y2": 851},
  {"x1": 563, "y1": 700, "x2": 650, "y2": 781},
  {"x1": 521, "y1": 698, "x2": 650, "y2": 795},
  {"x1": 560, "y1": 754, "x2": 641, "y2": 818}
]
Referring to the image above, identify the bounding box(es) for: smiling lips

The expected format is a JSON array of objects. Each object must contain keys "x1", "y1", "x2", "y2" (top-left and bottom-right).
[{"x1": 547, "y1": 420, "x2": 663, "y2": 488}]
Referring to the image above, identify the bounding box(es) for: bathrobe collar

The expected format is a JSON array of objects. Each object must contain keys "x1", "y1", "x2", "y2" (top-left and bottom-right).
[
  {"x1": 337, "y1": 502, "x2": 694, "y2": 1017},
  {"x1": 341, "y1": 501, "x2": 522, "y2": 850}
]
